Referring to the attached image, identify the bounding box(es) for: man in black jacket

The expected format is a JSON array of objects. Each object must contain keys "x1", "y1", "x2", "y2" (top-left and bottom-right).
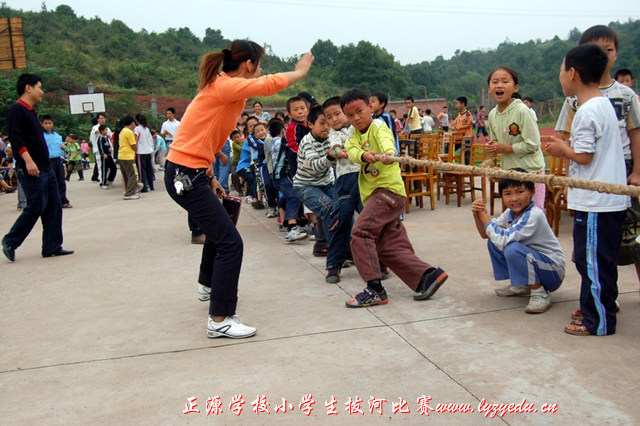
[{"x1": 2, "y1": 74, "x2": 73, "y2": 262}]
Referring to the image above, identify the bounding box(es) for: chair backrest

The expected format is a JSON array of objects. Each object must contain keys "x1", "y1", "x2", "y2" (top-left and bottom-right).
[
  {"x1": 414, "y1": 135, "x2": 439, "y2": 176},
  {"x1": 445, "y1": 135, "x2": 464, "y2": 164},
  {"x1": 470, "y1": 143, "x2": 487, "y2": 166},
  {"x1": 439, "y1": 132, "x2": 451, "y2": 155}
]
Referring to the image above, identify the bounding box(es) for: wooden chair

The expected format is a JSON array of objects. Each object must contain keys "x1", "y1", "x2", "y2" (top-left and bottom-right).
[
  {"x1": 469, "y1": 143, "x2": 488, "y2": 200},
  {"x1": 542, "y1": 137, "x2": 569, "y2": 236},
  {"x1": 401, "y1": 134, "x2": 438, "y2": 212},
  {"x1": 440, "y1": 135, "x2": 476, "y2": 207}
]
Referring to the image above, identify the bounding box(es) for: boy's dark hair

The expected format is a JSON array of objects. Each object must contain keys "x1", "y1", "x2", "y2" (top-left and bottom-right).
[
  {"x1": 245, "y1": 116, "x2": 259, "y2": 125},
  {"x1": 523, "y1": 97, "x2": 533, "y2": 103},
  {"x1": 298, "y1": 92, "x2": 319, "y2": 109},
  {"x1": 340, "y1": 88, "x2": 368, "y2": 109},
  {"x1": 614, "y1": 68, "x2": 633, "y2": 80},
  {"x1": 274, "y1": 110, "x2": 286, "y2": 121},
  {"x1": 425, "y1": 109, "x2": 431, "y2": 115},
  {"x1": 390, "y1": 109, "x2": 396, "y2": 114},
  {"x1": 370, "y1": 91, "x2": 388, "y2": 109},
  {"x1": 96, "y1": 113, "x2": 106, "y2": 119},
  {"x1": 121, "y1": 115, "x2": 136, "y2": 126},
  {"x1": 456, "y1": 96, "x2": 467, "y2": 106},
  {"x1": 286, "y1": 96, "x2": 305, "y2": 112},
  {"x1": 268, "y1": 118, "x2": 285, "y2": 136},
  {"x1": 41, "y1": 114, "x2": 53, "y2": 123},
  {"x1": 230, "y1": 129, "x2": 241, "y2": 138},
  {"x1": 405, "y1": 96, "x2": 414, "y2": 102},
  {"x1": 98, "y1": 124, "x2": 107, "y2": 133},
  {"x1": 564, "y1": 43, "x2": 608, "y2": 85},
  {"x1": 307, "y1": 105, "x2": 324, "y2": 125},
  {"x1": 321, "y1": 96, "x2": 341, "y2": 112},
  {"x1": 498, "y1": 168, "x2": 535, "y2": 195},
  {"x1": 17, "y1": 73, "x2": 41, "y2": 97},
  {"x1": 579, "y1": 25, "x2": 618, "y2": 51},
  {"x1": 252, "y1": 122, "x2": 266, "y2": 134},
  {"x1": 166, "y1": 107, "x2": 176, "y2": 115}
]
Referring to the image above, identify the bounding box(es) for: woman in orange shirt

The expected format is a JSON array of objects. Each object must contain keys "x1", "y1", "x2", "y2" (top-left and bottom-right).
[{"x1": 165, "y1": 40, "x2": 313, "y2": 339}]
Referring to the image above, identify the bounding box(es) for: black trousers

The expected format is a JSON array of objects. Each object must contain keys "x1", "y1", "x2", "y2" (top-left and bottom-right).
[
  {"x1": 50, "y1": 158, "x2": 69, "y2": 205},
  {"x1": 165, "y1": 161, "x2": 243, "y2": 317},
  {"x1": 574, "y1": 210, "x2": 625, "y2": 335}
]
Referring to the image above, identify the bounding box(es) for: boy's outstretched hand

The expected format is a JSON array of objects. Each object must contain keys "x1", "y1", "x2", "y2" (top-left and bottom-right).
[
  {"x1": 544, "y1": 136, "x2": 570, "y2": 158},
  {"x1": 295, "y1": 52, "x2": 314, "y2": 75},
  {"x1": 471, "y1": 198, "x2": 490, "y2": 239},
  {"x1": 471, "y1": 198, "x2": 487, "y2": 214}
]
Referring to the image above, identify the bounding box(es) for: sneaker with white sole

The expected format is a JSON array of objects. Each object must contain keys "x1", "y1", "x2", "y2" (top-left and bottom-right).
[
  {"x1": 198, "y1": 284, "x2": 211, "y2": 302},
  {"x1": 266, "y1": 208, "x2": 277, "y2": 218},
  {"x1": 525, "y1": 287, "x2": 552, "y2": 314},
  {"x1": 207, "y1": 315, "x2": 256, "y2": 338},
  {"x1": 495, "y1": 284, "x2": 531, "y2": 297},
  {"x1": 284, "y1": 226, "x2": 308, "y2": 242},
  {"x1": 413, "y1": 267, "x2": 448, "y2": 300},
  {"x1": 346, "y1": 287, "x2": 388, "y2": 308}
]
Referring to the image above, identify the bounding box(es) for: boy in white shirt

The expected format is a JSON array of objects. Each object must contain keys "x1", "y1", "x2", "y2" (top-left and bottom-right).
[{"x1": 546, "y1": 43, "x2": 629, "y2": 336}]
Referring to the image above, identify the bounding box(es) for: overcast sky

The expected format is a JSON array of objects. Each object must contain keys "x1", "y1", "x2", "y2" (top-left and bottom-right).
[{"x1": 7, "y1": 0, "x2": 640, "y2": 64}]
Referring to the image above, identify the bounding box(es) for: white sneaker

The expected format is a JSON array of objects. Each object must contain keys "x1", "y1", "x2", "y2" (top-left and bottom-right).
[
  {"x1": 525, "y1": 287, "x2": 552, "y2": 314},
  {"x1": 100, "y1": 184, "x2": 110, "y2": 190},
  {"x1": 495, "y1": 284, "x2": 531, "y2": 297},
  {"x1": 266, "y1": 208, "x2": 277, "y2": 218},
  {"x1": 245, "y1": 196, "x2": 253, "y2": 204},
  {"x1": 207, "y1": 315, "x2": 256, "y2": 338},
  {"x1": 284, "y1": 226, "x2": 308, "y2": 242},
  {"x1": 123, "y1": 194, "x2": 140, "y2": 200},
  {"x1": 197, "y1": 284, "x2": 211, "y2": 302}
]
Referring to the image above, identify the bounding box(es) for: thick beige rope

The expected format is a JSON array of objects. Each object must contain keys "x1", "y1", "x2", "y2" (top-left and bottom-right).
[{"x1": 373, "y1": 154, "x2": 640, "y2": 198}]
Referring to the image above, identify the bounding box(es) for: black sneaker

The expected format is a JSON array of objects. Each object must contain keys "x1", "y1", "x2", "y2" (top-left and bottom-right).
[
  {"x1": 414, "y1": 267, "x2": 448, "y2": 300},
  {"x1": 346, "y1": 287, "x2": 388, "y2": 308},
  {"x1": 326, "y1": 268, "x2": 341, "y2": 284}
]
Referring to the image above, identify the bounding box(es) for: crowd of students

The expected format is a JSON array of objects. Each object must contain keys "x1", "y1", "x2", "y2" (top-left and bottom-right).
[
  {"x1": 215, "y1": 24, "x2": 639, "y2": 338},
  {"x1": 3, "y1": 26, "x2": 638, "y2": 340}
]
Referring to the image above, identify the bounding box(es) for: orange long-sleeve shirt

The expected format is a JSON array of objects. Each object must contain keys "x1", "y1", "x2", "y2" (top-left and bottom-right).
[{"x1": 167, "y1": 72, "x2": 289, "y2": 169}]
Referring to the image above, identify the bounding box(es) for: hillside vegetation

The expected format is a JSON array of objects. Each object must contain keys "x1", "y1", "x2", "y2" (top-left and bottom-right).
[{"x1": 1, "y1": 3, "x2": 639, "y2": 135}]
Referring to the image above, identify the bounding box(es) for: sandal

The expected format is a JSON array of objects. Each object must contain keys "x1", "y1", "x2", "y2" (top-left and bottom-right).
[
  {"x1": 564, "y1": 320, "x2": 592, "y2": 336},
  {"x1": 62, "y1": 203, "x2": 73, "y2": 208},
  {"x1": 573, "y1": 301, "x2": 620, "y2": 321}
]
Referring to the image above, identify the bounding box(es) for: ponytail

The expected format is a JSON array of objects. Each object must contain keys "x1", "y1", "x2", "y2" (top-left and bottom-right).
[{"x1": 198, "y1": 40, "x2": 266, "y2": 92}]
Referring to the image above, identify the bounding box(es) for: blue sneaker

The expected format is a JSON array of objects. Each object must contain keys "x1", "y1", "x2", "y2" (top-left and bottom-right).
[{"x1": 346, "y1": 287, "x2": 388, "y2": 308}]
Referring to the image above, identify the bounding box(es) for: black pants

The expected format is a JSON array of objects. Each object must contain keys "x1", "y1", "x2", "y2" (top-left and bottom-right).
[
  {"x1": 101, "y1": 155, "x2": 117, "y2": 185},
  {"x1": 50, "y1": 158, "x2": 69, "y2": 205},
  {"x1": 574, "y1": 210, "x2": 625, "y2": 335},
  {"x1": 137, "y1": 153, "x2": 155, "y2": 191},
  {"x1": 165, "y1": 161, "x2": 243, "y2": 317}
]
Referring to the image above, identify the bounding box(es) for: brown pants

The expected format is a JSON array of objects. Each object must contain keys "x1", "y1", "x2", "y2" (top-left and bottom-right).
[
  {"x1": 119, "y1": 159, "x2": 137, "y2": 196},
  {"x1": 351, "y1": 188, "x2": 432, "y2": 290}
]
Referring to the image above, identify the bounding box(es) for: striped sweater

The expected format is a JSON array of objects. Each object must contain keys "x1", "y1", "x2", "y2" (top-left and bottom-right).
[{"x1": 292, "y1": 132, "x2": 335, "y2": 187}]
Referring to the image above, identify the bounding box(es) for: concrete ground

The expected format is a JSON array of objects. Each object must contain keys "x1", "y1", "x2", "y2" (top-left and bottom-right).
[{"x1": 1, "y1": 171, "x2": 638, "y2": 425}]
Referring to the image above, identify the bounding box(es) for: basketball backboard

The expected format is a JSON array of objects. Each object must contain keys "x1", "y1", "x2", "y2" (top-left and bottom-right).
[{"x1": 68, "y1": 93, "x2": 106, "y2": 114}]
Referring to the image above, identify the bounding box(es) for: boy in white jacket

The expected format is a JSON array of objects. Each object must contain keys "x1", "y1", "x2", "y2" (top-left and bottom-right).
[{"x1": 471, "y1": 169, "x2": 565, "y2": 314}]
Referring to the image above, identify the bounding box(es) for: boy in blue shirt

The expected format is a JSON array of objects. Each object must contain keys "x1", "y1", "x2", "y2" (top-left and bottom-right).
[{"x1": 369, "y1": 91, "x2": 399, "y2": 154}]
